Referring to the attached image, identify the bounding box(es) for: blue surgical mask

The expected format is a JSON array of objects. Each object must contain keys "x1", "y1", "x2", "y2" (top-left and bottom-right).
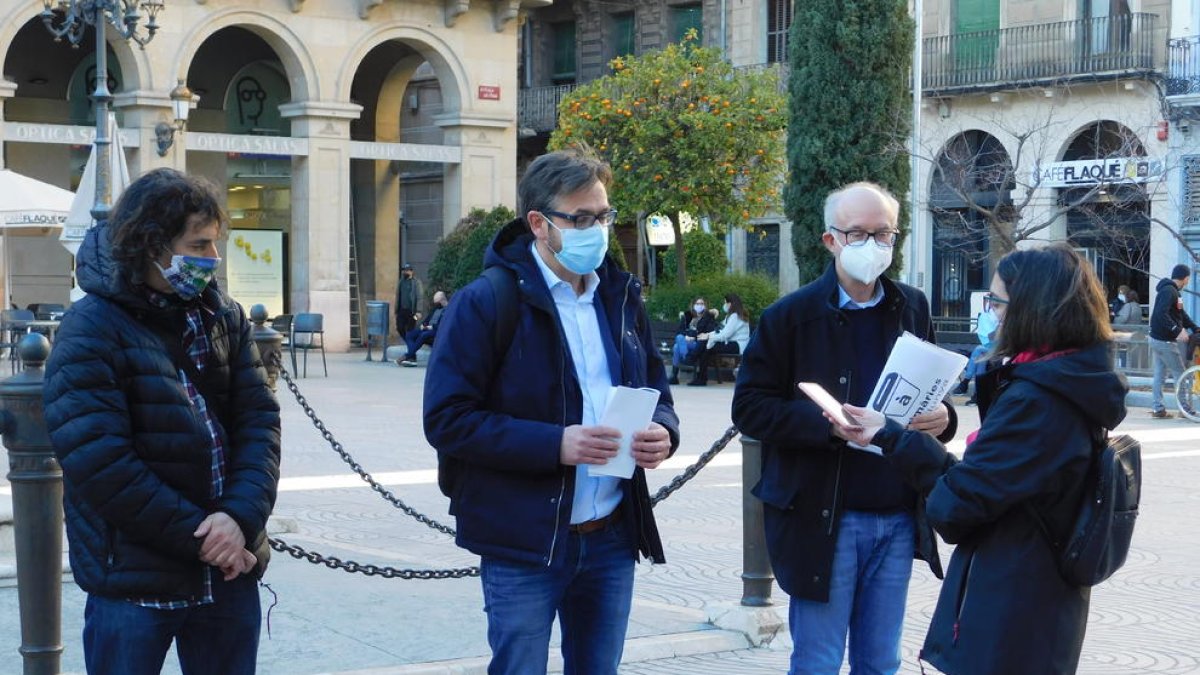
[
  {"x1": 549, "y1": 221, "x2": 608, "y2": 275},
  {"x1": 156, "y1": 255, "x2": 221, "y2": 300},
  {"x1": 693, "y1": 304, "x2": 706, "y2": 314}
]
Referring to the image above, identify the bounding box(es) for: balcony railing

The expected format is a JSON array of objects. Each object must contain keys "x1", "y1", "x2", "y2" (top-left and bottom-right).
[
  {"x1": 923, "y1": 13, "x2": 1162, "y2": 94},
  {"x1": 1167, "y1": 36, "x2": 1200, "y2": 96},
  {"x1": 518, "y1": 83, "x2": 577, "y2": 134}
]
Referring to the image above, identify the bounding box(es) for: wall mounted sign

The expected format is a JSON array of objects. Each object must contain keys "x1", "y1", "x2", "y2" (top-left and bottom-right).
[{"x1": 478, "y1": 85, "x2": 501, "y2": 100}]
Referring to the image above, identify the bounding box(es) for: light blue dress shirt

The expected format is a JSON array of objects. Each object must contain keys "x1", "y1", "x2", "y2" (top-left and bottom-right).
[
  {"x1": 530, "y1": 243, "x2": 622, "y2": 524},
  {"x1": 837, "y1": 280, "x2": 886, "y2": 310}
]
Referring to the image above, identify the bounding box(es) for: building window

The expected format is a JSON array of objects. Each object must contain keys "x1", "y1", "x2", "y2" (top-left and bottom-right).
[
  {"x1": 611, "y1": 12, "x2": 636, "y2": 62},
  {"x1": 1185, "y1": 155, "x2": 1200, "y2": 228},
  {"x1": 552, "y1": 21, "x2": 577, "y2": 83},
  {"x1": 767, "y1": 0, "x2": 791, "y2": 63},
  {"x1": 670, "y1": 4, "x2": 703, "y2": 44}
]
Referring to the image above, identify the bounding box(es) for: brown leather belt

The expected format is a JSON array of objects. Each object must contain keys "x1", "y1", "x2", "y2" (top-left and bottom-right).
[{"x1": 569, "y1": 507, "x2": 621, "y2": 535}]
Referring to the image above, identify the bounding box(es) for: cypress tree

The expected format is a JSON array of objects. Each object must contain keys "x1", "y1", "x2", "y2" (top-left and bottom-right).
[{"x1": 785, "y1": 0, "x2": 914, "y2": 284}]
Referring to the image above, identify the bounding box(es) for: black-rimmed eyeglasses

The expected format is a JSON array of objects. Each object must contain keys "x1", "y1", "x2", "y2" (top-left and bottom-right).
[
  {"x1": 829, "y1": 226, "x2": 900, "y2": 248},
  {"x1": 985, "y1": 293, "x2": 1009, "y2": 307},
  {"x1": 541, "y1": 209, "x2": 618, "y2": 230}
]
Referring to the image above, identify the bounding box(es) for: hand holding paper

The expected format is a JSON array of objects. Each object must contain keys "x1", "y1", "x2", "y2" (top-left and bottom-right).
[{"x1": 588, "y1": 386, "x2": 662, "y2": 479}]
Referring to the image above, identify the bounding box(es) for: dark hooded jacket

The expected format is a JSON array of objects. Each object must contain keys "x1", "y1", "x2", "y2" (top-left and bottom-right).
[
  {"x1": 1149, "y1": 276, "x2": 1196, "y2": 341},
  {"x1": 872, "y1": 342, "x2": 1127, "y2": 675},
  {"x1": 43, "y1": 222, "x2": 281, "y2": 600},
  {"x1": 731, "y1": 263, "x2": 957, "y2": 602},
  {"x1": 423, "y1": 218, "x2": 679, "y2": 565}
]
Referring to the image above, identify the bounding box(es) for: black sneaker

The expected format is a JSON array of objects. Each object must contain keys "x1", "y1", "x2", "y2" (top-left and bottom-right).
[{"x1": 952, "y1": 380, "x2": 970, "y2": 395}]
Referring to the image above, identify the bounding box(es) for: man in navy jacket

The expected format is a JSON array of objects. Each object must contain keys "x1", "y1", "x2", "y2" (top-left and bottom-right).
[
  {"x1": 44, "y1": 169, "x2": 280, "y2": 674},
  {"x1": 424, "y1": 149, "x2": 679, "y2": 674},
  {"x1": 1148, "y1": 263, "x2": 1196, "y2": 418},
  {"x1": 732, "y1": 182, "x2": 956, "y2": 675}
]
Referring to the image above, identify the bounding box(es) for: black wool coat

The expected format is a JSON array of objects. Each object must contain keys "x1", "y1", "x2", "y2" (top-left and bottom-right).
[
  {"x1": 873, "y1": 343, "x2": 1127, "y2": 675},
  {"x1": 44, "y1": 222, "x2": 281, "y2": 600}
]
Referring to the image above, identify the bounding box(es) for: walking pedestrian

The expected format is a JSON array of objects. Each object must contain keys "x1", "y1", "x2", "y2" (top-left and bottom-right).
[
  {"x1": 395, "y1": 262, "x2": 424, "y2": 335},
  {"x1": 1149, "y1": 264, "x2": 1195, "y2": 418}
]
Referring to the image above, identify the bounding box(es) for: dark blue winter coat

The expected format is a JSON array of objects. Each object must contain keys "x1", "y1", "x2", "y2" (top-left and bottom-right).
[
  {"x1": 423, "y1": 218, "x2": 679, "y2": 566},
  {"x1": 872, "y1": 343, "x2": 1127, "y2": 674},
  {"x1": 43, "y1": 222, "x2": 281, "y2": 600},
  {"x1": 731, "y1": 264, "x2": 956, "y2": 602}
]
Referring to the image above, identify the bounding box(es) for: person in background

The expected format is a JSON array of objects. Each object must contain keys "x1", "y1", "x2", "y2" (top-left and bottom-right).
[
  {"x1": 1109, "y1": 284, "x2": 1130, "y2": 321},
  {"x1": 826, "y1": 244, "x2": 1126, "y2": 675},
  {"x1": 395, "y1": 262, "x2": 424, "y2": 335},
  {"x1": 1149, "y1": 264, "x2": 1196, "y2": 419},
  {"x1": 397, "y1": 290, "x2": 449, "y2": 367},
  {"x1": 669, "y1": 296, "x2": 718, "y2": 384},
  {"x1": 1113, "y1": 288, "x2": 1142, "y2": 325},
  {"x1": 953, "y1": 294, "x2": 1000, "y2": 404},
  {"x1": 687, "y1": 293, "x2": 750, "y2": 387}
]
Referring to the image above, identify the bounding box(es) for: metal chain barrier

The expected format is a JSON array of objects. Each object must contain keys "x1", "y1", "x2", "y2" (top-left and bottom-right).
[
  {"x1": 266, "y1": 350, "x2": 738, "y2": 579},
  {"x1": 650, "y1": 425, "x2": 740, "y2": 505}
]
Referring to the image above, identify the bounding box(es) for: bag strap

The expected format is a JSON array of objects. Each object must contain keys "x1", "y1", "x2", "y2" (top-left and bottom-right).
[
  {"x1": 1020, "y1": 381, "x2": 1106, "y2": 551},
  {"x1": 481, "y1": 265, "x2": 518, "y2": 360}
]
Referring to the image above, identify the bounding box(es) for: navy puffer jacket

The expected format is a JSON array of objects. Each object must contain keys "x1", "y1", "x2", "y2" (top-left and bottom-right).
[{"x1": 44, "y1": 222, "x2": 281, "y2": 600}]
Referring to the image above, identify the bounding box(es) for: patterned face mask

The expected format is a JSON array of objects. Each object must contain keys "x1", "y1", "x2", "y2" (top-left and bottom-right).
[{"x1": 156, "y1": 255, "x2": 221, "y2": 300}]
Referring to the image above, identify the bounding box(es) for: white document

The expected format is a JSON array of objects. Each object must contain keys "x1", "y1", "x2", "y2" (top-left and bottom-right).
[
  {"x1": 852, "y1": 332, "x2": 969, "y2": 454},
  {"x1": 588, "y1": 386, "x2": 661, "y2": 479}
]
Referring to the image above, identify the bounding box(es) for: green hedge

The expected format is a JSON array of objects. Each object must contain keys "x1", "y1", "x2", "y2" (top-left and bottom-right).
[
  {"x1": 660, "y1": 229, "x2": 727, "y2": 282},
  {"x1": 427, "y1": 206, "x2": 515, "y2": 297},
  {"x1": 644, "y1": 273, "x2": 780, "y2": 326}
]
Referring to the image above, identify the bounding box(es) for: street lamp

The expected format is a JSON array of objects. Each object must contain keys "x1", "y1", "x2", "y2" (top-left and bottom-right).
[
  {"x1": 155, "y1": 79, "x2": 192, "y2": 156},
  {"x1": 40, "y1": 0, "x2": 165, "y2": 221}
]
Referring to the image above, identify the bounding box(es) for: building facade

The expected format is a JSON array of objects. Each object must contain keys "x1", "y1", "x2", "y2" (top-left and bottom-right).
[
  {"x1": 519, "y1": 0, "x2": 1191, "y2": 320},
  {"x1": 1, "y1": 0, "x2": 540, "y2": 348}
]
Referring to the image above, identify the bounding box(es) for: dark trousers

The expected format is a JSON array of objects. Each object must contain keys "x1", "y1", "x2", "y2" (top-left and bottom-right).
[
  {"x1": 82, "y1": 573, "x2": 261, "y2": 675},
  {"x1": 692, "y1": 341, "x2": 740, "y2": 383},
  {"x1": 404, "y1": 328, "x2": 436, "y2": 359},
  {"x1": 396, "y1": 308, "x2": 417, "y2": 335}
]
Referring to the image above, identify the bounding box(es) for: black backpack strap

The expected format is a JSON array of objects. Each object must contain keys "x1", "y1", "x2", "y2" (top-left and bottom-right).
[{"x1": 481, "y1": 265, "x2": 518, "y2": 359}]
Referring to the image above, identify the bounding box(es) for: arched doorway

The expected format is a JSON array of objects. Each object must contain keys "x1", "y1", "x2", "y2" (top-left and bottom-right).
[
  {"x1": 929, "y1": 130, "x2": 1013, "y2": 318},
  {"x1": 1057, "y1": 120, "x2": 1151, "y2": 302}
]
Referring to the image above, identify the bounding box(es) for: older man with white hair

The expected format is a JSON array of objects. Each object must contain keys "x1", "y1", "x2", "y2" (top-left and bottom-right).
[{"x1": 733, "y1": 182, "x2": 958, "y2": 675}]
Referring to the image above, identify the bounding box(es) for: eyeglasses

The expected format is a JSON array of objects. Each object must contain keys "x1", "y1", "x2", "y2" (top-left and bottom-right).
[
  {"x1": 985, "y1": 293, "x2": 1009, "y2": 307},
  {"x1": 829, "y1": 227, "x2": 900, "y2": 248},
  {"x1": 541, "y1": 209, "x2": 618, "y2": 230}
]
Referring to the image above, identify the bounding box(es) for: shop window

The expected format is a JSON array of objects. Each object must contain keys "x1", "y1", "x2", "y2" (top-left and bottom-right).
[
  {"x1": 552, "y1": 21, "x2": 577, "y2": 84},
  {"x1": 670, "y1": 4, "x2": 703, "y2": 44},
  {"x1": 611, "y1": 12, "x2": 636, "y2": 62},
  {"x1": 767, "y1": 0, "x2": 791, "y2": 63}
]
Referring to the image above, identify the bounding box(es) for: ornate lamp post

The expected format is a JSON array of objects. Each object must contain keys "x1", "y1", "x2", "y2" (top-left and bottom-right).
[{"x1": 40, "y1": 0, "x2": 165, "y2": 221}]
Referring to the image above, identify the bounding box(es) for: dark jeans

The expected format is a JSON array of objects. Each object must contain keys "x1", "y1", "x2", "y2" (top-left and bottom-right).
[
  {"x1": 403, "y1": 328, "x2": 436, "y2": 359},
  {"x1": 82, "y1": 573, "x2": 262, "y2": 675},
  {"x1": 692, "y1": 341, "x2": 739, "y2": 382},
  {"x1": 479, "y1": 518, "x2": 636, "y2": 675},
  {"x1": 396, "y1": 308, "x2": 417, "y2": 335}
]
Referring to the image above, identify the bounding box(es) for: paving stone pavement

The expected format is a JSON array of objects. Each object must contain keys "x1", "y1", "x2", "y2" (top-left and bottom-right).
[{"x1": 2, "y1": 351, "x2": 1198, "y2": 674}]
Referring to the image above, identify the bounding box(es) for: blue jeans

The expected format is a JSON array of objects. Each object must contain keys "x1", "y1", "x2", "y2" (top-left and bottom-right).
[
  {"x1": 480, "y1": 518, "x2": 636, "y2": 675},
  {"x1": 788, "y1": 510, "x2": 914, "y2": 675},
  {"x1": 963, "y1": 345, "x2": 988, "y2": 381},
  {"x1": 82, "y1": 573, "x2": 262, "y2": 675},
  {"x1": 403, "y1": 328, "x2": 435, "y2": 358},
  {"x1": 672, "y1": 334, "x2": 699, "y2": 367},
  {"x1": 1151, "y1": 337, "x2": 1188, "y2": 413}
]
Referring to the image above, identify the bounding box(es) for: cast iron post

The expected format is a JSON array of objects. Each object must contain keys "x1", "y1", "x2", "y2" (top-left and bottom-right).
[
  {"x1": 1, "y1": 334, "x2": 63, "y2": 675},
  {"x1": 249, "y1": 304, "x2": 283, "y2": 392},
  {"x1": 740, "y1": 435, "x2": 774, "y2": 606}
]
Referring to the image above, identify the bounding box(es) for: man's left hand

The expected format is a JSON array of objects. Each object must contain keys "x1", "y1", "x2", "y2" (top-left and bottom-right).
[
  {"x1": 632, "y1": 423, "x2": 671, "y2": 469},
  {"x1": 908, "y1": 403, "x2": 950, "y2": 436},
  {"x1": 195, "y1": 512, "x2": 246, "y2": 569}
]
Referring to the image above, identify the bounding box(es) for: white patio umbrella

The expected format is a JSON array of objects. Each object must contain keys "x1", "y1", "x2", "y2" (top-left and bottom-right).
[
  {"x1": 62, "y1": 112, "x2": 131, "y2": 300},
  {"x1": 0, "y1": 168, "x2": 74, "y2": 310}
]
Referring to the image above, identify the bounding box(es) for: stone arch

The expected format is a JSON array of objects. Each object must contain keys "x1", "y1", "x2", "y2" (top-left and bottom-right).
[
  {"x1": 0, "y1": 1, "x2": 150, "y2": 91},
  {"x1": 1058, "y1": 119, "x2": 1147, "y2": 162},
  {"x1": 169, "y1": 9, "x2": 318, "y2": 102},
  {"x1": 336, "y1": 26, "x2": 469, "y2": 114}
]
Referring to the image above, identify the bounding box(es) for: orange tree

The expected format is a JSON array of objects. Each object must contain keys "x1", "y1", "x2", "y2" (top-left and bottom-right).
[{"x1": 548, "y1": 32, "x2": 786, "y2": 286}]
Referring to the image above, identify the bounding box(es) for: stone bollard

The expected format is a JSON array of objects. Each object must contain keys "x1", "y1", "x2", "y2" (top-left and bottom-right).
[
  {"x1": 739, "y1": 436, "x2": 774, "y2": 607},
  {"x1": 1, "y1": 334, "x2": 63, "y2": 675},
  {"x1": 249, "y1": 304, "x2": 284, "y2": 392}
]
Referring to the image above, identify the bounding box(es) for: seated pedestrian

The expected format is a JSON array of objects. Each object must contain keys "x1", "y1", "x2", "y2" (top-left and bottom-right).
[
  {"x1": 688, "y1": 293, "x2": 751, "y2": 386},
  {"x1": 826, "y1": 244, "x2": 1126, "y2": 675},
  {"x1": 398, "y1": 290, "x2": 448, "y2": 366},
  {"x1": 669, "y1": 296, "x2": 717, "y2": 384}
]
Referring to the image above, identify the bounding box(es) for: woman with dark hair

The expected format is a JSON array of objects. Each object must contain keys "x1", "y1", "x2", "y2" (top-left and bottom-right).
[
  {"x1": 669, "y1": 296, "x2": 718, "y2": 384},
  {"x1": 826, "y1": 244, "x2": 1127, "y2": 675},
  {"x1": 1113, "y1": 288, "x2": 1142, "y2": 325},
  {"x1": 688, "y1": 292, "x2": 750, "y2": 386}
]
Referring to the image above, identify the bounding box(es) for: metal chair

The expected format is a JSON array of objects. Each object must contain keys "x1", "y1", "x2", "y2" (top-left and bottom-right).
[
  {"x1": 271, "y1": 314, "x2": 293, "y2": 351},
  {"x1": 290, "y1": 312, "x2": 326, "y2": 377},
  {"x1": 1, "y1": 309, "x2": 34, "y2": 372},
  {"x1": 28, "y1": 303, "x2": 65, "y2": 320}
]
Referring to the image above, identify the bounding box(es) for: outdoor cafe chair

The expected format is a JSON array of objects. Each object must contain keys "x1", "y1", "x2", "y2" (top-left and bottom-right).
[{"x1": 291, "y1": 312, "x2": 327, "y2": 377}]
